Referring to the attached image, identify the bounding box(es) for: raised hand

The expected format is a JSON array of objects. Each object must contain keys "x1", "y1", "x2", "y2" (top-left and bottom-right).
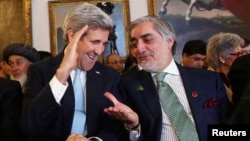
[{"x1": 56, "y1": 25, "x2": 88, "y2": 85}]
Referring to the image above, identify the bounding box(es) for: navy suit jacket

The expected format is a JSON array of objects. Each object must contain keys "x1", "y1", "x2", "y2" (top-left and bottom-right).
[
  {"x1": 119, "y1": 64, "x2": 232, "y2": 141},
  {"x1": 21, "y1": 52, "x2": 129, "y2": 141}
]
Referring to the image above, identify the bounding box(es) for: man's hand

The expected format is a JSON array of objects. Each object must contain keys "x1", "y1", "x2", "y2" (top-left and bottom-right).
[
  {"x1": 66, "y1": 133, "x2": 88, "y2": 141},
  {"x1": 104, "y1": 92, "x2": 139, "y2": 128},
  {"x1": 56, "y1": 25, "x2": 88, "y2": 85}
]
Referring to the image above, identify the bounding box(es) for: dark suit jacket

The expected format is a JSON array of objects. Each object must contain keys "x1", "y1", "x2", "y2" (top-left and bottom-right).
[
  {"x1": 119, "y1": 64, "x2": 232, "y2": 141},
  {"x1": 20, "y1": 52, "x2": 129, "y2": 141},
  {"x1": 0, "y1": 78, "x2": 26, "y2": 141}
]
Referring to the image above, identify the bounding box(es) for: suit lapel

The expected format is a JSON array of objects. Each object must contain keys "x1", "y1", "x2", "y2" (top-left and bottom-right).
[
  {"x1": 85, "y1": 65, "x2": 102, "y2": 129},
  {"x1": 138, "y1": 70, "x2": 162, "y2": 119},
  {"x1": 178, "y1": 66, "x2": 204, "y2": 120},
  {"x1": 50, "y1": 52, "x2": 75, "y2": 134}
]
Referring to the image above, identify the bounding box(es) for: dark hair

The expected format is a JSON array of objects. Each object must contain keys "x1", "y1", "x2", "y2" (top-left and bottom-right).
[
  {"x1": 182, "y1": 39, "x2": 206, "y2": 56},
  {"x1": 38, "y1": 51, "x2": 53, "y2": 61}
]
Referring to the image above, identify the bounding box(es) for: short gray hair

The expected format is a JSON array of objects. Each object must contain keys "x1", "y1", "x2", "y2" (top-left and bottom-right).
[
  {"x1": 62, "y1": 2, "x2": 114, "y2": 42},
  {"x1": 129, "y1": 15, "x2": 176, "y2": 42},
  {"x1": 206, "y1": 32, "x2": 244, "y2": 69}
]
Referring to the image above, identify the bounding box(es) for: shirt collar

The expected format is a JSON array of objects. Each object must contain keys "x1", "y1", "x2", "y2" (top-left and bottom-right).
[
  {"x1": 163, "y1": 58, "x2": 180, "y2": 76},
  {"x1": 151, "y1": 58, "x2": 180, "y2": 77}
]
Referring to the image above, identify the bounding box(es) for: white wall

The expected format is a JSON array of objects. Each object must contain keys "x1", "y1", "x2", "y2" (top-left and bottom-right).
[{"x1": 32, "y1": 0, "x2": 148, "y2": 52}]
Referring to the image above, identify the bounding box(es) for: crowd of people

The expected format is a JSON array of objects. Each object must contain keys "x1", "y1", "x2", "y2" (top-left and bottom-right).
[{"x1": 1, "y1": 2, "x2": 250, "y2": 141}]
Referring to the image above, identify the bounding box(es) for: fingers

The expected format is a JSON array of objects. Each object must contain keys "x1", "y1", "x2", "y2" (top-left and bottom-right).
[
  {"x1": 104, "y1": 92, "x2": 119, "y2": 105},
  {"x1": 67, "y1": 25, "x2": 88, "y2": 48},
  {"x1": 67, "y1": 25, "x2": 89, "y2": 50},
  {"x1": 74, "y1": 25, "x2": 89, "y2": 42},
  {"x1": 66, "y1": 133, "x2": 86, "y2": 141}
]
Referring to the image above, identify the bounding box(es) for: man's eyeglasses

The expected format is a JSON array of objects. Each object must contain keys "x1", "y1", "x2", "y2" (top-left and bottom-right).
[{"x1": 229, "y1": 52, "x2": 243, "y2": 57}]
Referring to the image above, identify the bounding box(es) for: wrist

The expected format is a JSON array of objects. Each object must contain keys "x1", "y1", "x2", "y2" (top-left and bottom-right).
[{"x1": 124, "y1": 123, "x2": 140, "y2": 131}]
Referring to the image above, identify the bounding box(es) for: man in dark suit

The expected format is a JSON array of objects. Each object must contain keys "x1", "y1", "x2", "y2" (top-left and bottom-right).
[
  {"x1": 0, "y1": 78, "x2": 26, "y2": 141},
  {"x1": 20, "y1": 3, "x2": 128, "y2": 141},
  {"x1": 104, "y1": 16, "x2": 232, "y2": 141}
]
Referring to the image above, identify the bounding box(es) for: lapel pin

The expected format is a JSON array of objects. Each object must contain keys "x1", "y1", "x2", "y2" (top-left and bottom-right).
[
  {"x1": 192, "y1": 91, "x2": 198, "y2": 97},
  {"x1": 95, "y1": 71, "x2": 100, "y2": 74},
  {"x1": 136, "y1": 84, "x2": 144, "y2": 91}
]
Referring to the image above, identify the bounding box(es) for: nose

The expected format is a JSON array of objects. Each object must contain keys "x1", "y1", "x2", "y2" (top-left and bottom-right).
[
  {"x1": 134, "y1": 40, "x2": 146, "y2": 54},
  {"x1": 95, "y1": 46, "x2": 105, "y2": 55},
  {"x1": 197, "y1": 61, "x2": 204, "y2": 68},
  {"x1": 10, "y1": 63, "x2": 18, "y2": 71}
]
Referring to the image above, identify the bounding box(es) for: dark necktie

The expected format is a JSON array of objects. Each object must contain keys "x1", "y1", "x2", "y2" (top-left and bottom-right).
[{"x1": 156, "y1": 72, "x2": 199, "y2": 141}]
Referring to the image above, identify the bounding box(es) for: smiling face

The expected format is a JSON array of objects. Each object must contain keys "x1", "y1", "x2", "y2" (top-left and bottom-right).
[
  {"x1": 75, "y1": 28, "x2": 110, "y2": 71},
  {"x1": 130, "y1": 22, "x2": 174, "y2": 73}
]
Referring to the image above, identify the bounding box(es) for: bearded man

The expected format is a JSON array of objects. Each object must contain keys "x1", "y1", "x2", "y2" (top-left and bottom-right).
[{"x1": 3, "y1": 43, "x2": 39, "y2": 92}]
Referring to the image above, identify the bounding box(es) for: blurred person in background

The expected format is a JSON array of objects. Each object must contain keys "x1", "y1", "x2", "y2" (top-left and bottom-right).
[
  {"x1": 241, "y1": 37, "x2": 250, "y2": 55},
  {"x1": 0, "y1": 51, "x2": 11, "y2": 78},
  {"x1": 181, "y1": 39, "x2": 207, "y2": 69},
  {"x1": 0, "y1": 77, "x2": 27, "y2": 140},
  {"x1": 206, "y1": 32, "x2": 244, "y2": 103},
  {"x1": 37, "y1": 50, "x2": 53, "y2": 61},
  {"x1": 228, "y1": 54, "x2": 250, "y2": 124},
  {"x1": 3, "y1": 43, "x2": 39, "y2": 92},
  {"x1": 106, "y1": 53, "x2": 124, "y2": 73}
]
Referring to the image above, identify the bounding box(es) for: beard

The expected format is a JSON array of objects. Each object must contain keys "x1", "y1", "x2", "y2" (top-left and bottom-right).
[
  {"x1": 140, "y1": 59, "x2": 160, "y2": 73},
  {"x1": 10, "y1": 73, "x2": 27, "y2": 92}
]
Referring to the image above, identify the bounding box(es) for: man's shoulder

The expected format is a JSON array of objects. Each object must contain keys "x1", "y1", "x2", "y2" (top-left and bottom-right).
[
  {"x1": 0, "y1": 78, "x2": 20, "y2": 86},
  {"x1": 0, "y1": 78, "x2": 21, "y2": 92},
  {"x1": 180, "y1": 65, "x2": 217, "y2": 76}
]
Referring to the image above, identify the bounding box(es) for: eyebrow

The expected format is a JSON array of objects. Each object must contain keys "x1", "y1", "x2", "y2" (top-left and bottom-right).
[
  {"x1": 9, "y1": 58, "x2": 26, "y2": 62},
  {"x1": 131, "y1": 33, "x2": 153, "y2": 41},
  {"x1": 141, "y1": 33, "x2": 153, "y2": 38}
]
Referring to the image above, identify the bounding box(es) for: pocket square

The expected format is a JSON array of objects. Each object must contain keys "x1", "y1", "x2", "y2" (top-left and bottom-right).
[{"x1": 203, "y1": 98, "x2": 218, "y2": 109}]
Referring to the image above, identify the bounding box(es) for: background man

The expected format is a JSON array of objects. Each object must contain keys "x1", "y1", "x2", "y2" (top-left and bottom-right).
[
  {"x1": 106, "y1": 53, "x2": 124, "y2": 73},
  {"x1": 181, "y1": 39, "x2": 207, "y2": 69},
  {"x1": 3, "y1": 43, "x2": 39, "y2": 91},
  {"x1": 0, "y1": 53, "x2": 11, "y2": 78}
]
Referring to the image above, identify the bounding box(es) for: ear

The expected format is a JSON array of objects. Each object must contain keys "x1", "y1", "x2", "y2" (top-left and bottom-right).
[
  {"x1": 67, "y1": 29, "x2": 74, "y2": 41},
  {"x1": 219, "y1": 55, "x2": 225, "y2": 64},
  {"x1": 167, "y1": 38, "x2": 174, "y2": 50},
  {"x1": 183, "y1": 53, "x2": 188, "y2": 59},
  {"x1": 167, "y1": 38, "x2": 174, "y2": 46}
]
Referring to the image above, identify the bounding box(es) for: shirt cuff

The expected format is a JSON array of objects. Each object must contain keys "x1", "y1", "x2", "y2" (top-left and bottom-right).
[
  {"x1": 129, "y1": 125, "x2": 140, "y2": 141},
  {"x1": 49, "y1": 75, "x2": 68, "y2": 104},
  {"x1": 124, "y1": 123, "x2": 140, "y2": 141}
]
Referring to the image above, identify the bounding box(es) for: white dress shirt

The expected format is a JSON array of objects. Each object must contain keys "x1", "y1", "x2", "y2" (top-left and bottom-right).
[{"x1": 153, "y1": 59, "x2": 196, "y2": 141}]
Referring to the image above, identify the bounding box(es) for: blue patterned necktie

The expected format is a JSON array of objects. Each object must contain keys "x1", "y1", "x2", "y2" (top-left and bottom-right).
[
  {"x1": 71, "y1": 68, "x2": 86, "y2": 134},
  {"x1": 156, "y1": 72, "x2": 199, "y2": 141}
]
